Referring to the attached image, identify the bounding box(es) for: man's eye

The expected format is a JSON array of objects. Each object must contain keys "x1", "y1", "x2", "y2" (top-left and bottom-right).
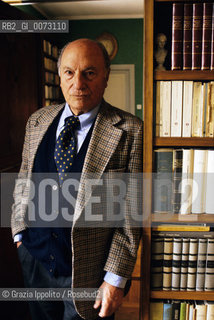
[
  {"x1": 65, "y1": 70, "x2": 73, "y2": 76},
  {"x1": 85, "y1": 71, "x2": 96, "y2": 79}
]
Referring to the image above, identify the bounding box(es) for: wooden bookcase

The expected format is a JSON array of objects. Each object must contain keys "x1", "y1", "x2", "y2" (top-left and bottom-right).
[{"x1": 142, "y1": 0, "x2": 214, "y2": 319}]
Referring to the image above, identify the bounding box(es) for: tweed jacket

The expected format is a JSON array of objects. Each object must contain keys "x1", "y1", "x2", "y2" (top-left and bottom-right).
[{"x1": 11, "y1": 100, "x2": 143, "y2": 319}]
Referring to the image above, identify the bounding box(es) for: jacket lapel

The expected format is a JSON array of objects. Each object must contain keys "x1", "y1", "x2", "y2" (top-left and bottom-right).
[
  {"x1": 74, "y1": 101, "x2": 124, "y2": 223},
  {"x1": 28, "y1": 104, "x2": 65, "y2": 172}
]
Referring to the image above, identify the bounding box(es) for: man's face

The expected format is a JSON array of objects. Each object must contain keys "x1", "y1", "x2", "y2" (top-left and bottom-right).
[{"x1": 60, "y1": 40, "x2": 109, "y2": 115}]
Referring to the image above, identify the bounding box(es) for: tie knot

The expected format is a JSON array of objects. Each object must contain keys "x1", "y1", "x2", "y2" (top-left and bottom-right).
[{"x1": 64, "y1": 116, "x2": 80, "y2": 131}]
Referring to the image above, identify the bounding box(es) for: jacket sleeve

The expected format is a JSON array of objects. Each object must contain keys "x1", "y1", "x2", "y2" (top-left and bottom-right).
[
  {"x1": 11, "y1": 118, "x2": 31, "y2": 238},
  {"x1": 104, "y1": 122, "x2": 143, "y2": 278}
]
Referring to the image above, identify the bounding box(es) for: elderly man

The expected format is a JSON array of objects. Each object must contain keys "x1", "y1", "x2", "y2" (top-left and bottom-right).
[{"x1": 11, "y1": 39, "x2": 142, "y2": 320}]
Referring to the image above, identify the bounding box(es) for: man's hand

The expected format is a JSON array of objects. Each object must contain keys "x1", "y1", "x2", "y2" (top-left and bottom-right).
[
  {"x1": 93, "y1": 281, "x2": 124, "y2": 318},
  {"x1": 16, "y1": 241, "x2": 22, "y2": 248}
]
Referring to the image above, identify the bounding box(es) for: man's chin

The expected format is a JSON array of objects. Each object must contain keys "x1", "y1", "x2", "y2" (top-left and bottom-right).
[{"x1": 67, "y1": 100, "x2": 94, "y2": 115}]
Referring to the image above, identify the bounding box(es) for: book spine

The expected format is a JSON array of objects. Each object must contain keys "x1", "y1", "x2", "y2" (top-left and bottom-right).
[
  {"x1": 205, "y1": 82, "x2": 214, "y2": 137},
  {"x1": 183, "y1": 4, "x2": 193, "y2": 70},
  {"x1": 211, "y1": 4, "x2": 214, "y2": 70},
  {"x1": 171, "y1": 81, "x2": 183, "y2": 137},
  {"x1": 172, "y1": 3, "x2": 183, "y2": 70},
  {"x1": 161, "y1": 81, "x2": 171, "y2": 137},
  {"x1": 180, "y1": 149, "x2": 194, "y2": 215},
  {"x1": 205, "y1": 150, "x2": 214, "y2": 214},
  {"x1": 163, "y1": 237, "x2": 173, "y2": 291},
  {"x1": 195, "y1": 304, "x2": 207, "y2": 320},
  {"x1": 187, "y1": 238, "x2": 198, "y2": 291},
  {"x1": 152, "y1": 231, "x2": 214, "y2": 239},
  {"x1": 207, "y1": 303, "x2": 214, "y2": 320},
  {"x1": 192, "y1": 150, "x2": 207, "y2": 214},
  {"x1": 196, "y1": 238, "x2": 207, "y2": 291},
  {"x1": 150, "y1": 302, "x2": 164, "y2": 320},
  {"x1": 163, "y1": 303, "x2": 173, "y2": 320},
  {"x1": 156, "y1": 81, "x2": 161, "y2": 137},
  {"x1": 151, "y1": 237, "x2": 164, "y2": 290},
  {"x1": 153, "y1": 150, "x2": 173, "y2": 213},
  {"x1": 192, "y1": 82, "x2": 204, "y2": 137},
  {"x1": 205, "y1": 239, "x2": 214, "y2": 291},
  {"x1": 172, "y1": 238, "x2": 182, "y2": 290},
  {"x1": 180, "y1": 238, "x2": 190, "y2": 291},
  {"x1": 202, "y1": 3, "x2": 213, "y2": 70},
  {"x1": 172, "y1": 149, "x2": 183, "y2": 213},
  {"x1": 192, "y1": 3, "x2": 203, "y2": 70},
  {"x1": 172, "y1": 301, "x2": 180, "y2": 320},
  {"x1": 179, "y1": 302, "x2": 187, "y2": 320},
  {"x1": 182, "y1": 81, "x2": 193, "y2": 137}
]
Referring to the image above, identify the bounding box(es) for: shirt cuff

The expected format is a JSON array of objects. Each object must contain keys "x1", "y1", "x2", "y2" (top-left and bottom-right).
[
  {"x1": 104, "y1": 272, "x2": 127, "y2": 289},
  {"x1": 14, "y1": 233, "x2": 23, "y2": 243}
]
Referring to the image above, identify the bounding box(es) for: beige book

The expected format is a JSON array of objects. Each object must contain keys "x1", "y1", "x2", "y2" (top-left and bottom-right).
[
  {"x1": 192, "y1": 82, "x2": 205, "y2": 137},
  {"x1": 161, "y1": 81, "x2": 171, "y2": 137},
  {"x1": 171, "y1": 81, "x2": 183, "y2": 137},
  {"x1": 195, "y1": 304, "x2": 207, "y2": 320},
  {"x1": 163, "y1": 238, "x2": 173, "y2": 291},
  {"x1": 207, "y1": 303, "x2": 214, "y2": 320},
  {"x1": 182, "y1": 81, "x2": 193, "y2": 137},
  {"x1": 205, "y1": 82, "x2": 214, "y2": 137},
  {"x1": 156, "y1": 81, "x2": 161, "y2": 136}
]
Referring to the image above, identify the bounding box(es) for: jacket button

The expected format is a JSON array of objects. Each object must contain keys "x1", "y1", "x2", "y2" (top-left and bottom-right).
[{"x1": 51, "y1": 232, "x2": 58, "y2": 239}]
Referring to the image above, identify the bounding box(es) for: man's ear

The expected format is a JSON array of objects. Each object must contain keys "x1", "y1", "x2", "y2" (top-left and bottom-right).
[{"x1": 105, "y1": 68, "x2": 110, "y2": 82}]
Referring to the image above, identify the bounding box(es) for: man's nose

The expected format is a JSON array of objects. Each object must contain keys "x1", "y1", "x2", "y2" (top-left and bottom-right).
[{"x1": 73, "y1": 72, "x2": 85, "y2": 90}]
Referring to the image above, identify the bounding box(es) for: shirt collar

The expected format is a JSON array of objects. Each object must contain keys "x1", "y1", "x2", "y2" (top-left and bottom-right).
[{"x1": 58, "y1": 102, "x2": 100, "y2": 131}]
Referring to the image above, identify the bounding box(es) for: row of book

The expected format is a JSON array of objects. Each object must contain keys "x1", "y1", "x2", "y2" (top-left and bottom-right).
[
  {"x1": 153, "y1": 149, "x2": 214, "y2": 215},
  {"x1": 44, "y1": 85, "x2": 61, "y2": 100},
  {"x1": 151, "y1": 229, "x2": 214, "y2": 292},
  {"x1": 150, "y1": 300, "x2": 214, "y2": 320},
  {"x1": 171, "y1": 2, "x2": 214, "y2": 70},
  {"x1": 45, "y1": 71, "x2": 60, "y2": 86},
  {"x1": 44, "y1": 57, "x2": 58, "y2": 73},
  {"x1": 43, "y1": 39, "x2": 59, "y2": 59},
  {"x1": 155, "y1": 81, "x2": 214, "y2": 138}
]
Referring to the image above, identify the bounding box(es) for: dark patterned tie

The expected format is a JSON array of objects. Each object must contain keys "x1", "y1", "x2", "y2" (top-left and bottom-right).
[{"x1": 54, "y1": 116, "x2": 80, "y2": 185}]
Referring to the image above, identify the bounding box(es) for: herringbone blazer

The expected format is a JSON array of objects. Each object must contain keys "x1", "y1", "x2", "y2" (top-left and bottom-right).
[{"x1": 11, "y1": 100, "x2": 143, "y2": 319}]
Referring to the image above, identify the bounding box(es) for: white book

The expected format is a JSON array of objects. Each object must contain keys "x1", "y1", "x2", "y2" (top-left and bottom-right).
[
  {"x1": 180, "y1": 149, "x2": 194, "y2": 214},
  {"x1": 205, "y1": 150, "x2": 214, "y2": 214},
  {"x1": 160, "y1": 81, "x2": 171, "y2": 137},
  {"x1": 192, "y1": 150, "x2": 207, "y2": 214},
  {"x1": 171, "y1": 238, "x2": 182, "y2": 290},
  {"x1": 188, "y1": 304, "x2": 194, "y2": 320},
  {"x1": 192, "y1": 82, "x2": 204, "y2": 137},
  {"x1": 180, "y1": 238, "x2": 190, "y2": 291},
  {"x1": 171, "y1": 81, "x2": 183, "y2": 137},
  {"x1": 187, "y1": 238, "x2": 198, "y2": 291},
  {"x1": 182, "y1": 81, "x2": 193, "y2": 137},
  {"x1": 196, "y1": 238, "x2": 207, "y2": 291}
]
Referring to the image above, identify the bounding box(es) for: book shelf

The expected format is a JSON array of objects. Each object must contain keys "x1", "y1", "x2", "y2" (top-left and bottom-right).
[
  {"x1": 142, "y1": 0, "x2": 214, "y2": 319},
  {"x1": 39, "y1": 38, "x2": 63, "y2": 107}
]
